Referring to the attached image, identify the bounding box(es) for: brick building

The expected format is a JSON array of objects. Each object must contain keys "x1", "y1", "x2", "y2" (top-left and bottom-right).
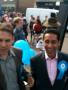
[
  {"x1": 0, "y1": 0, "x2": 35, "y2": 11},
  {"x1": 16, "y1": 0, "x2": 35, "y2": 11},
  {"x1": 36, "y1": 0, "x2": 64, "y2": 9}
]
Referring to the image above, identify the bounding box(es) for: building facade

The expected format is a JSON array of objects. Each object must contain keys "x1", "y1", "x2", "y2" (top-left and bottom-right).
[
  {"x1": 15, "y1": 0, "x2": 35, "y2": 11},
  {"x1": 35, "y1": 0, "x2": 66, "y2": 9},
  {"x1": 0, "y1": 0, "x2": 15, "y2": 11},
  {"x1": 0, "y1": 0, "x2": 35, "y2": 11}
]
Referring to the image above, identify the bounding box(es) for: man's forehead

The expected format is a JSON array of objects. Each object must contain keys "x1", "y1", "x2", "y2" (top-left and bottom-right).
[
  {"x1": 0, "y1": 30, "x2": 13, "y2": 36},
  {"x1": 44, "y1": 33, "x2": 57, "y2": 37},
  {"x1": 44, "y1": 33, "x2": 58, "y2": 40}
]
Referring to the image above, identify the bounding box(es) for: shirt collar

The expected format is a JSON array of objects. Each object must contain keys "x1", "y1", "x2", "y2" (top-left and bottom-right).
[
  {"x1": 45, "y1": 49, "x2": 58, "y2": 60},
  {"x1": 0, "y1": 49, "x2": 12, "y2": 61},
  {"x1": 0, "y1": 47, "x2": 16, "y2": 60}
]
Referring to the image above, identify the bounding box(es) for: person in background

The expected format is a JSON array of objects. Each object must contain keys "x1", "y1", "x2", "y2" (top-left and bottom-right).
[
  {"x1": 1, "y1": 14, "x2": 10, "y2": 23},
  {"x1": 33, "y1": 17, "x2": 42, "y2": 35},
  {"x1": 42, "y1": 15, "x2": 48, "y2": 24},
  {"x1": 30, "y1": 29, "x2": 68, "y2": 90},
  {"x1": 23, "y1": 18, "x2": 28, "y2": 39},
  {"x1": 42, "y1": 13, "x2": 61, "y2": 30},
  {"x1": 29, "y1": 15, "x2": 35, "y2": 41},
  {"x1": 36, "y1": 35, "x2": 44, "y2": 52},
  {"x1": 0, "y1": 23, "x2": 34, "y2": 90},
  {"x1": 42, "y1": 15, "x2": 48, "y2": 30},
  {"x1": 13, "y1": 17, "x2": 25, "y2": 42}
]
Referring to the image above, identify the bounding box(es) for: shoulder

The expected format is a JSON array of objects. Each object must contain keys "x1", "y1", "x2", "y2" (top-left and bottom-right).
[
  {"x1": 58, "y1": 51, "x2": 68, "y2": 60},
  {"x1": 11, "y1": 47, "x2": 22, "y2": 61},
  {"x1": 31, "y1": 52, "x2": 44, "y2": 62},
  {"x1": 11, "y1": 47, "x2": 22, "y2": 54},
  {"x1": 10, "y1": 47, "x2": 23, "y2": 67}
]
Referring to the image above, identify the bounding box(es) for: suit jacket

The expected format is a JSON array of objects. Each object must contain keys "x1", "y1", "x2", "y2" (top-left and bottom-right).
[
  {"x1": 11, "y1": 47, "x2": 28, "y2": 90},
  {"x1": 0, "y1": 47, "x2": 27, "y2": 90},
  {"x1": 31, "y1": 51, "x2": 68, "y2": 90}
]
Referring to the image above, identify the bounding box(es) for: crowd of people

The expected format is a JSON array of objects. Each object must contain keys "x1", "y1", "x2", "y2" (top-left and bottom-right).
[{"x1": 0, "y1": 10, "x2": 68, "y2": 90}]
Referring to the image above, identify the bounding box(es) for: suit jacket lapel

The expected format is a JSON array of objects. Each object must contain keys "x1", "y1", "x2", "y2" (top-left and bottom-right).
[
  {"x1": 54, "y1": 52, "x2": 64, "y2": 83},
  {"x1": 41, "y1": 51, "x2": 68, "y2": 88},
  {"x1": 41, "y1": 52, "x2": 54, "y2": 85},
  {"x1": 41, "y1": 51, "x2": 61, "y2": 85}
]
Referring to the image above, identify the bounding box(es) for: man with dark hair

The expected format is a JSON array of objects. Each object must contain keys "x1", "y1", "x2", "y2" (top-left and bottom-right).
[
  {"x1": 30, "y1": 29, "x2": 68, "y2": 90},
  {"x1": 50, "y1": 13, "x2": 56, "y2": 18},
  {"x1": 42, "y1": 13, "x2": 61, "y2": 30},
  {"x1": 43, "y1": 29, "x2": 60, "y2": 41}
]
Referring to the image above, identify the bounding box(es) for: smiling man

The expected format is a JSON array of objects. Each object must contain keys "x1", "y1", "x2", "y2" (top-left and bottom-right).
[
  {"x1": 30, "y1": 29, "x2": 68, "y2": 90},
  {"x1": 43, "y1": 29, "x2": 60, "y2": 59}
]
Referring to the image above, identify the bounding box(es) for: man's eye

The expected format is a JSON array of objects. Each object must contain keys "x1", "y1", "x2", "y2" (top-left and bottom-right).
[
  {"x1": 5, "y1": 39, "x2": 10, "y2": 42},
  {"x1": 45, "y1": 40, "x2": 49, "y2": 44},
  {"x1": 0, "y1": 39, "x2": 3, "y2": 42},
  {"x1": 51, "y1": 41, "x2": 57, "y2": 44},
  {"x1": 45, "y1": 40, "x2": 57, "y2": 44}
]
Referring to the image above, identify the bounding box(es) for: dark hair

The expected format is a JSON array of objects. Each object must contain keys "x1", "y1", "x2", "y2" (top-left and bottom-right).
[
  {"x1": 43, "y1": 29, "x2": 60, "y2": 41},
  {"x1": 50, "y1": 13, "x2": 56, "y2": 18}
]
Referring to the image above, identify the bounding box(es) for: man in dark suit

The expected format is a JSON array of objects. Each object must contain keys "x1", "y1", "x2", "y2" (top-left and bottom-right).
[{"x1": 30, "y1": 29, "x2": 68, "y2": 90}]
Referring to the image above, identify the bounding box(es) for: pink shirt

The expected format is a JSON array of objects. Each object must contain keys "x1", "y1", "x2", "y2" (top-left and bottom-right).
[{"x1": 45, "y1": 50, "x2": 58, "y2": 85}]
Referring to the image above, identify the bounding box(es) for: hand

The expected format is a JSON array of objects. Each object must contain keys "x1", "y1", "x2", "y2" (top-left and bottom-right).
[{"x1": 27, "y1": 76, "x2": 34, "y2": 88}]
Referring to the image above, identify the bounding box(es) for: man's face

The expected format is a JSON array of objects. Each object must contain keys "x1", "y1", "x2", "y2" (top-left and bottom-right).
[
  {"x1": 18, "y1": 19, "x2": 23, "y2": 28},
  {"x1": 0, "y1": 31, "x2": 14, "y2": 54},
  {"x1": 43, "y1": 33, "x2": 60, "y2": 58}
]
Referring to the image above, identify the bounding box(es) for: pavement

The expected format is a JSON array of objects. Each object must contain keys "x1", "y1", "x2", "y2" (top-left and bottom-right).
[{"x1": 61, "y1": 33, "x2": 68, "y2": 54}]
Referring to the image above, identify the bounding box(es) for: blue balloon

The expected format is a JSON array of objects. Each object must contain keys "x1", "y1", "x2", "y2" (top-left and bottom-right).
[
  {"x1": 13, "y1": 40, "x2": 31, "y2": 65},
  {"x1": 29, "y1": 48, "x2": 37, "y2": 58}
]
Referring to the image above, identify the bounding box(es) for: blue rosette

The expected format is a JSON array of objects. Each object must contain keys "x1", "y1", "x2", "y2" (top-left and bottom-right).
[{"x1": 57, "y1": 60, "x2": 68, "y2": 80}]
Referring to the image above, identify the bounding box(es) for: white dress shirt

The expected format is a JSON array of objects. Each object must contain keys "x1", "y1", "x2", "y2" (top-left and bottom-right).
[{"x1": 45, "y1": 50, "x2": 58, "y2": 85}]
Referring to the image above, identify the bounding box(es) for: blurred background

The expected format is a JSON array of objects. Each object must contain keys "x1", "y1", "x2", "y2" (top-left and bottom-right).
[{"x1": 0, "y1": 0, "x2": 68, "y2": 13}]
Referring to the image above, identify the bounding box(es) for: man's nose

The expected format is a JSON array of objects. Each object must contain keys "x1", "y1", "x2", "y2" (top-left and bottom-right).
[
  {"x1": 2, "y1": 41, "x2": 6, "y2": 46},
  {"x1": 48, "y1": 42, "x2": 53, "y2": 47}
]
